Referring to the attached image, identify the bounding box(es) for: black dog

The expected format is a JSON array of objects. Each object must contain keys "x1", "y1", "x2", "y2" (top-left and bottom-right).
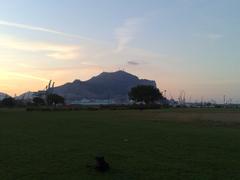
[{"x1": 95, "y1": 156, "x2": 110, "y2": 172}]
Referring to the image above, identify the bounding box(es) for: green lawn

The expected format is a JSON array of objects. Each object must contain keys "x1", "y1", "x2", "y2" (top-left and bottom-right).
[{"x1": 0, "y1": 109, "x2": 240, "y2": 180}]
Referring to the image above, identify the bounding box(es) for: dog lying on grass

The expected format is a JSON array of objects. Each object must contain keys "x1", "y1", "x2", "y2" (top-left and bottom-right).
[{"x1": 86, "y1": 156, "x2": 110, "y2": 172}]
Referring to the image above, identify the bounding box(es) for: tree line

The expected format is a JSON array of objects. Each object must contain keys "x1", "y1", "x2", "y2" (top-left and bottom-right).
[
  {"x1": 0, "y1": 85, "x2": 165, "y2": 107},
  {"x1": 0, "y1": 94, "x2": 65, "y2": 107}
]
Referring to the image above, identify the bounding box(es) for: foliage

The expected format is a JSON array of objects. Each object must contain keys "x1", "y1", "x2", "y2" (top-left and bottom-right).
[
  {"x1": 129, "y1": 85, "x2": 163, "y2": 104},
  {"x1": 1, "y1": 97, "x2": 16, "y2": 107},
  {"x1": 46, "y1": 94, "x2": 65, "y2": 106},
  {"x1": 33, "y1": 97, "x2": 45, "y2": 106}
]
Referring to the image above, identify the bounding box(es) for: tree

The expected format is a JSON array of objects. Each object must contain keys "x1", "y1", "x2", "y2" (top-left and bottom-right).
[
  {"x1": 128, "y1": 85, "x2": 163, "y2": 104},
  {"x1": 33, "y1": 97, "x2": 45, "y2": 106},
  {"x1": 46, "y1": 94, "x2": 65, "y2": 106},
  {"x1": 1, "y1": 97, "x2": 16, "y2": 107}
]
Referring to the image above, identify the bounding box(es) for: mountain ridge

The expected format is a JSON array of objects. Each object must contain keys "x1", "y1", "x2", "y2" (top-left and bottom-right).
[
  {"x1": 54, "y1": 70, "x2": 157, "y2": 103},
  {"x1": 0, "y1": 92, "x2": 10, "y2": 100}
]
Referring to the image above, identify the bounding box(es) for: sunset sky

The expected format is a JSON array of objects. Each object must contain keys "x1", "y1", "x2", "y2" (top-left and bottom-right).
[{"x1": 0, "y1": 0, "x2": 240, "y2": 103}]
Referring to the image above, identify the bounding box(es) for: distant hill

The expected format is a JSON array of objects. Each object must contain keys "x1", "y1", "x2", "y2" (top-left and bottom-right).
[
  {"x1": 54, "y1": 71, "x2": 156, "y2": 103},
  {"x1": 0, "y1": 92, "x2": 10, "y2": 100},
  {"x1": 15, "y1": 91, "x2": 34, "y2": 101}
]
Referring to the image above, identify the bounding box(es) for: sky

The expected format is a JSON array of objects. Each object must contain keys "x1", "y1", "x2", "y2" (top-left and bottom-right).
[{"x1": 0, "y1": 0, "x2": 240, "y2": 103}]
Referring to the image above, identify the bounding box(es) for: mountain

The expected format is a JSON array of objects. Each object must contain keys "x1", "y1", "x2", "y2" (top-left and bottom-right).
[
  {"x1": 0, "y1": 92, "x2": 10, "y2": 100},
  {"x1": 54, "y1": 71, "x2": 156, "y2": 103},
  {"x1": 16, "y1": 91, "x2": 34, "y2": 100}
]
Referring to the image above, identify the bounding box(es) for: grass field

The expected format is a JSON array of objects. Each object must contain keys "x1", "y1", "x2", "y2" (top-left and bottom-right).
[{"x1": 1, "y1": 108, "x2": 240, "y2": 180}]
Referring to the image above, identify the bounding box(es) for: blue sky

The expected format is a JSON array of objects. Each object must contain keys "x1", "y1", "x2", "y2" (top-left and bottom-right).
[{"x1": 0, "y1": 0, "x2": 239, "y2": 103}]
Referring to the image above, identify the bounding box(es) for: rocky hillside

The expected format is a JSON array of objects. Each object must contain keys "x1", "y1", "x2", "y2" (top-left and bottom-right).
[{"x1": 54, "y1": 71, "x2": 156, "y2": 103}]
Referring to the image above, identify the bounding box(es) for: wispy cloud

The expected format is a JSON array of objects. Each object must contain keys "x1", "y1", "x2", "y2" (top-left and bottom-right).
[
  {"x1": 8, "y1": 72, "x2": 50, "y2": 82},
  {"x1": 0, "y1": 35, "x2": 82, "y2": 60},
  {"x1": 127, "y1": 61, "x2": 140, "y2": 66},
  {"x1": 193, "y1": 33, "x2": 224, "y2": 40},
  {"x1": 206, "y1": 33, "x2": 223, "y2": 40},
  {"x1": 114, "y1": 17, "x2": 144, "y2": 52},
  {"x1": 0, "y1": 69, "x2": 49, "y2": 82},
  {"x1": 0, "y1": 20, "x2": 92, "y2": 41}
]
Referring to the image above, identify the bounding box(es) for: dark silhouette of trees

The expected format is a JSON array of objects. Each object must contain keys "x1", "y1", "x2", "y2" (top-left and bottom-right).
[
  {"x1": 1, "y1": 97, "x2": 16, "y2": 107},
  {"x1": 46, "y1": 94, "x2": 65, "y2": 106},
  {"x1": 33, "y1": 97, "x2": 45, "y2": 106},
  {"x1": 129, "y1": 85, "x2": 163, "y2": 104}
]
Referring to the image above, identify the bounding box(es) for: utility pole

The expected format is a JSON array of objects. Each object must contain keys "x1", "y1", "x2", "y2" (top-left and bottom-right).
[{"x1": 178, "y1": 90, "x2": 186, "y2": 106}]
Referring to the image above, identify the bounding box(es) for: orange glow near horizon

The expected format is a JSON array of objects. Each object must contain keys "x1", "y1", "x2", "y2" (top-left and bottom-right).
[{"x1": 0, "y1": 67, "x2": 106, "y2": 96}]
